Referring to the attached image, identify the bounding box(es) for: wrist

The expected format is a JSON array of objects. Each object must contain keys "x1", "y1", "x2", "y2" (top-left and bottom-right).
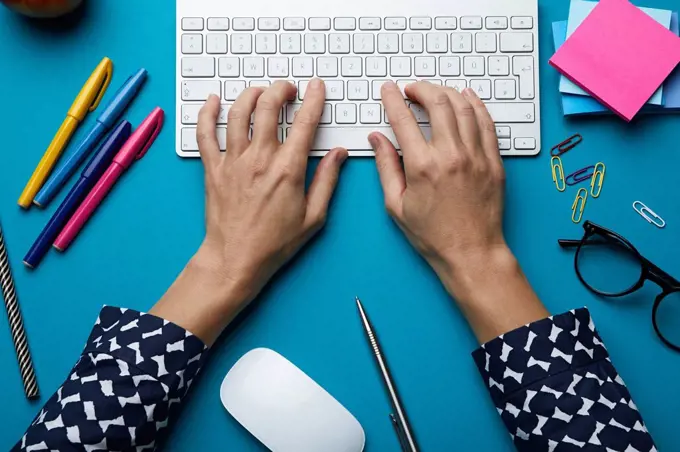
[{"x1": 189, "y1": 244, "x2": 257, "y2": 305}]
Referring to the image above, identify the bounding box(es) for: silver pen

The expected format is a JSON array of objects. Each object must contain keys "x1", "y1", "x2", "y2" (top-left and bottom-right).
[{"x1": 355, "y1": 297, "x2": 419, "y2": 452}]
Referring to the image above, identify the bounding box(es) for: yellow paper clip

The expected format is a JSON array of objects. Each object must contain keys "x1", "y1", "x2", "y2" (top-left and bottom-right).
[
  {"x1": 590, "y1": 162, "x2": 605, "y2": 198},
  {"x1": 551, "y1": 156, "x2": 566, "y2": 192},
  {"x1": 571, "y1": 188, "x2": 588, "y2": 223}
]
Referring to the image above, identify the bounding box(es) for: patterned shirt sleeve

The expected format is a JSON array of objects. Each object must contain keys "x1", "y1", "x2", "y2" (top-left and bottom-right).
[
  {"x1": 12, "y1": 306, "x2": 208, "y2": 452},
  {"x1": 472, "y1": 308, "x2": 656, "y2": 452}
]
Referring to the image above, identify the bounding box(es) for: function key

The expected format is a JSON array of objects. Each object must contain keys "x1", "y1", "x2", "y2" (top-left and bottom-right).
[
  {"x1": 258, "y1": 17, "x2": 280, "y2": 30},
  {"x1": 385, "y1": 17, "x2": 407, "y2": 30},
  {"x1": 309, "y1": 17, "x2": 331, "y2": 30},
  {"x1": 511, "y1": 16, "x2": 534, "y2": 29},
  {"x1": 460, "y1": 16, "x2": 483, "y2": 30},
  {"x1": 410, "y1": 17, "x2": 432, "y2": 30},
  {"x1": 182, "y1": 17, "x2": 204, "y2": 31},
  {"x1": 233, "y1": 17, "x2": 255, "y2": 30},
  {"x1": 284, "y1": 17, "x2": 305, "y2": 30},
  {"x1": 359, "y1": 17, "x2": 381, "y2": 30},
  {"x1": 486, "y1": 17, "x2": 508, "y2": 30},
  {"x1": 334, "y1": 17, "x2": 356, "y2": 30},
  {"x1": 434, "y1": 17, "x2": 457, "y2": 30}
]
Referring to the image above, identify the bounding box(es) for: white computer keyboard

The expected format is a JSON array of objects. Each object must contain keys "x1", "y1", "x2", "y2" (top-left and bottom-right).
[{"x1": 176, "y1": 0, "x2": 541, "y2": 157}]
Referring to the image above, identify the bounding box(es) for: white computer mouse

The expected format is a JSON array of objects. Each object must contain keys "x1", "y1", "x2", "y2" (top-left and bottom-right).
[{"x1": 220, "y1": 348, "x2": 365, "y2": 452}]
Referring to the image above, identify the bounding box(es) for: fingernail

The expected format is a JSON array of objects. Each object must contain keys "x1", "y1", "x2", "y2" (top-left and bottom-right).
[
  {"x1": 368, "y1": 134, "x2": 379, "y2": 150},
  {"x1": 337, "y1": 149, "x2": 349, "y2": 164},
  {"x1": 463, "y1": 88, "x2": 477, "y2": 98},
  {"x1": 310, "y1": 78, "x2": 323, "y2": 89}
]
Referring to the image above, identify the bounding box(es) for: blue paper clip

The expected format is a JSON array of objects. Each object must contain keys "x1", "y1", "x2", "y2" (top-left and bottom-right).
[{"x1": 566, "y1": 165, "x2": 595, "y2": 186}]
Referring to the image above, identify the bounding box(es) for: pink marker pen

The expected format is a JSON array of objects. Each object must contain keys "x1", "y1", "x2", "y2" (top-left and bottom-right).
[{"x1": 54, "y1": 107, "x2": 164, "y2": 252}]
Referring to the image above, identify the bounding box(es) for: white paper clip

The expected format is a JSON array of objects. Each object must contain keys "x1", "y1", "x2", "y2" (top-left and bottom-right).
[{"x1": 633, "y1": 201, "x2": 666, "y2": 228}]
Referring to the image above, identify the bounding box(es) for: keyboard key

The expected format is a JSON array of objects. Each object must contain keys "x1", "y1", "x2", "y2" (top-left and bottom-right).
[
  {"x1": 511, "y1": 17, "x2": 533, "y2": 29},
  {"x1": 426, "y1": 33, "x2": 448, "y2": 53},
  {"x1": 206, "y1": 34, "x2": 228, "y2": 54},
  {"x1": 402, "y1": 33, "x2": 423, "y2": 53},
  {"x1": 410, "y1": 17, "x2": 432, "y2": 30},
  {"x1": 342, "y1": 57, "x2": 363, "y2": 77},
  {"x1": 513, "y1": 55, "x2": 535, "y2": 99},
  {"x1": 486, "y1": 17, "x2": 508, "y2": 30},
  {"x1": 268, "y1": 57, "x2": 289, "y2": 77},
  {"x1": 475, "y1": 32, "x2": 497, "y2": 53},
  {"x1": 409, "y1": 103, "x2": 429, "y2": 123},
  {"x1": 182, "y1": 80, "x2": 220, "y2": 100},
  {"x1": 498, "y1": 138, "x2": 511, "y2": 150},
  {"x1": 250, "y1": 80, "x2": 271, "y2": 88},
  {"x1": 317, "y1": 57, "x2": 339, "y2": 77},
  {"x1": 309, "y1": 17, "x2": 331, "y2": 30},
  {"x1": 283, "y1": 17, "x2": 305, "y2": 30},
  {"x1": 233, "y1": 17, "x2": 255, "y2": 31},
  {"x1": 360, "y1": 103, "x2": 381, "y2": 123},
  {"x1": 353, "y1": 33, "x2": 375, "y2": 54},
  {"x1": 182, "y1": 127, "x2": 227, "y2": 151},
  {"x1": 304, "y1": 33, "x2": 326, "y2": 53},
  {"x1": 325, "y1": 80, "x2": 344, "y2": 100},
  {"x1": 445, "y1": 79, "x2": 467, "y2": 91},
  {"x1": 390, "y1": 57, "x2": 411, "y2": 77},
  {"x1": 231, "y1": 34, "x2": 252, "y2": 53},
  {"x1": 182, "y1": 57, "x2": 215, "y2": 77},
  {"x1": 207, "y1": 17, "x2": 229, "y2": 31},
  {"x1": 255, "y1": 33, "x2": 277, "y2": 54},
  {"x1": 334, "y1": 18, "x2": 356, "y2": 30},
  {"x1": 320, "y1": 104, "x2": 332, "y2": 124},
  {"x1": 439, "y1": 56, "x2": 461, "y2": 76},
  {"x1": 451, "y1": 33, "x2": 472, "y2": 53},
  {"x1": 460, "y1": 16, "x2": 482, "y2": 30},
  {"x1": 181, "y1": 104, "x2": 202, "y2": 124},
  {"x1": 307, "y1": 126, "x2": 431, "y2": 151},
  {"x1": 258, "y1": 18, "x2": 280, "y2": 30},
  {"x1": 348, "y1": 80, "x2": 369, "y2": 100},
  {"x1": 485, "y1": 103, "x2": 535, "y2": 123},
  {"x1": 495, "y1": 79, "x2": 516, "y2": 99},
  {"x1": 218, "y1": 57, "x2": 240, "y2": 77},
  {"x1": 366, "y1": 56, "x2": 387, "y2": 76},
  {"x1": 414, "y1": 56, "x2": 436, "y2": 77},
  {"x1": 423, "y1": 79, "x2": 443, "y2": 86},
  {"x1": 359, "y1": 17, "x2": 381, "y2": 30},
  {"x1": 292, "y1": 57, "x2": 314, "y2": 77},
  {"x1": 396, "y1": 79, "x2": 413, "y2": 96},
  {"x1": 434, "y1": 17, "x2": 457, "y2": 30},
  {"x1": 280, "y1": 34, "x2": 302, "y2": 54},
  {"x1": 297, "y1": 81, "x2": 310, "y2": 100},
  {"x1": 470, "y1": 79, "x2": 491, "y2": 100},
  {"x1": 181, "y1": 34, "x2": 203, "y2": 54},
  {"x1": 378, "y1": 33, "x2": 399, "y2": 53},
  {"x1": 224, "y1": 81, "x2": 247, "y2": 100},
  {"x1": 496, "y1": 126, "x2": 511, "y2": 138},
  {"x1": 182, "y1": 18, "x2": 204, "y2": 31},
  {"x1": 371, "y1": 80, "x2": 390, "y2": 100},
  {"x1": 336, "y1": 104, "x2": 357, "y2": 124},
  {"x1": 384, "y1": 17, "x2": 407, "y2": 30},
  {"x1": 287, "y1": 103, "x2": 303, "y2": 123},
  {"x1": 488, "y1": 56, "x2": 510, "y2": 76},
  {"x1": 463, "y1": 56, "x2": 485, "y2": 76},
  {"x1": 244, "y1": 57, "x2": 265, "y2": 77},
  {"x1": 515, "y1": 137, "x2": 536, "y2": 150},
  {"x1": 500, "y1": 32, "x2": 533, "y2": 52},
  {"x1": 329, "y1": 33, "x2": 351, "y2": 54}
]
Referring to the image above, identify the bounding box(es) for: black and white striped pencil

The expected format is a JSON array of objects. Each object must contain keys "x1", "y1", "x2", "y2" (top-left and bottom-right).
[{"x1": 0, "y1": 223, "x2": 39, "y2": 399}]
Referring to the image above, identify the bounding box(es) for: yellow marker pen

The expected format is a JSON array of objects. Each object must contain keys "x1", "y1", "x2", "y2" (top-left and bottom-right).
[{"x1": 18, "y1": 57, "x2": 113, "y2": 208}]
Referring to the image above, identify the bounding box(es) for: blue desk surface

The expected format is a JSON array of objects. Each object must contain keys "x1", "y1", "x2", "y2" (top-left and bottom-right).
[{"x1": 1, "y1": 1, "x2": 680, "y2": 450}]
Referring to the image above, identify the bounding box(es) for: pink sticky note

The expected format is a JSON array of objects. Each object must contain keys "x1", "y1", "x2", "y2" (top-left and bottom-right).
[{"x1": 550, "y1": 0, "x2": 680, "y2": 121}]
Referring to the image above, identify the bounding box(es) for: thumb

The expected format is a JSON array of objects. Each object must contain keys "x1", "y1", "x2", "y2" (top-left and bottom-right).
[
  {"x1": 305, "y1": 148, "x2": 349, "y2": 232},
  {"x1": 370, "y1": 132, "x2": 405, "y2": 217}
]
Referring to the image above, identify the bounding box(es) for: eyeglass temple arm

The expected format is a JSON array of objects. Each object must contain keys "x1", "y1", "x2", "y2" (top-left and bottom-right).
[
  {"x1": 644, "y1": 258, "x2": 680, "y2": 288},
  {"x1": 558, "y1": 239, "x2": 581, "y2": 248}
]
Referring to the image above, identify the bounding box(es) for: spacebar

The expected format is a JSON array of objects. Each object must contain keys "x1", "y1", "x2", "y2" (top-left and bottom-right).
[{"x1": 311, "y1": 126, "x2": 432, "y2": 150}]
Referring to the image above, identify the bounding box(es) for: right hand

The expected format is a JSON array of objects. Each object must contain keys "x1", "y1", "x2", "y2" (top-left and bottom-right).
[{"x1": 370, "y1": 81, "x2": 512, "y2": 299}]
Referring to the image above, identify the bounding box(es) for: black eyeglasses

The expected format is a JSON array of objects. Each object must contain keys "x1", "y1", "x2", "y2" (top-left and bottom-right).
[{"x1": 559, "y1": 221, "x2": 680, "y2": 352}]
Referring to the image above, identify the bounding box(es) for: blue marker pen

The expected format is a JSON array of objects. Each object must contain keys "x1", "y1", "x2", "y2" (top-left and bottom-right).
[
  {"x1": 34, "y1": 68, "x2": 147, "y2": 207},
  {"x1": 24, "y1": 121, "x2": 132, "y2": 269}
]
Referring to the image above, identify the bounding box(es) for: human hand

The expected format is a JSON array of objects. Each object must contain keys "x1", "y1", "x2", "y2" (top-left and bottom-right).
[
  {"x1": 370, "y1": 82, "x2": 508, "y2": 294},
  {"x1": 153, "y1": 80, "x2": 347, "y2": 344}
]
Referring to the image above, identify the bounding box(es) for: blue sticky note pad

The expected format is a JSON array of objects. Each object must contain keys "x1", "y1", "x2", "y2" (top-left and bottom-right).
[
  {"x1": 559, "y1": 0, "x2": 672, "y2": 106},
  {"x1": 553, "y1": 14, "x2": 680, "y2": 116}
]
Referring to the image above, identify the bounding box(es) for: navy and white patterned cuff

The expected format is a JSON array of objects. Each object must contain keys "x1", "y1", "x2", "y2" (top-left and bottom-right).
[
  {"x1": 82, "y1": 306, "x2": 208, "y2": 399},
  {"x1": 472, "y1": 308, "x2": 609, "y2": 406}
]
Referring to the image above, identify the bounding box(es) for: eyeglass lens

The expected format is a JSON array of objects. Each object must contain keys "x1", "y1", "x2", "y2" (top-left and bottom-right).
[{"x1": 576, "y1": 233, "x2": 644, "y2": 295}]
